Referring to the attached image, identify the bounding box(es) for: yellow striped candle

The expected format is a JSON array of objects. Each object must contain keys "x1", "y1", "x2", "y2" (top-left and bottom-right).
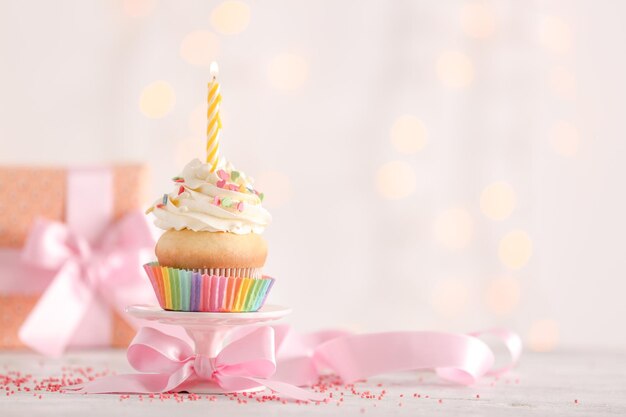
[{"x1": 206, "y1": 62, "x2": 222, "y2": 172}]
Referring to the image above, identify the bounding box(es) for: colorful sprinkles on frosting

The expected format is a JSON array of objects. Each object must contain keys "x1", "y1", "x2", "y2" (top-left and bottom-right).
[
  {"x1": 221, "y1": 197, "x2": 232, "y2": 207},
  {"x1": 217, "y1": 169, "x2": 229, "y2": 181},
  {"x1": 147, "y1": 161, "x2": 265, "y2": 215}
]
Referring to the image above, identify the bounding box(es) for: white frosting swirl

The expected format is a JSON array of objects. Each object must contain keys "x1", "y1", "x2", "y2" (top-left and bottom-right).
[{"x1": 150, "y1": 158, "x2": 271, "y2": 234}]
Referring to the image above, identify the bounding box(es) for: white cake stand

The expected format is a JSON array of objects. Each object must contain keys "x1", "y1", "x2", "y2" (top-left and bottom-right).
[{"x1": 126, "y1": 304, "x2": 292, "y2": 394}]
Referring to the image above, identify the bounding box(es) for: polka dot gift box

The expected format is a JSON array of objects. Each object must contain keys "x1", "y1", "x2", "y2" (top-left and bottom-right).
[{"x1": 0, "y1": 165, "x2": 155, "y2": 353}]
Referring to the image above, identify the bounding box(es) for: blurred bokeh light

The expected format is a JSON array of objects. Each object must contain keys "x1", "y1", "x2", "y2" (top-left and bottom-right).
[
  {"x1": 390, "y1": 115, "x2": 428, "y2": 154},
  {"x1": 485, "y1": 277, "x2": 520, "y2": 316},
  {"x1": 210, "y1": 1, "x2": 251, "y2": 35},
  {"x1": 480, "y1": 181, "x2": 516, "y2": 221},
  {"x1": 528, "y1": 319, "x2": 560, "y2": 352},
  {"x1": 139, "y1": 81, "x2": 176, "y2": 119},
  {"x1": 538, "y1": 15, "x2": 572, "y2": 55},
  {"x1": 375, "y1": 161, "x2": 417, "y2": 200},
  {"x1": 122, "y1": 0, "x2": 156, "y2": 17},
  {"x1": 499, "y1": 230, "x2": 533, "y2": 270},
  {"x1": 460, "y1": 2, "x2": 496, "y2": 39},
  {"x1": 437, "y1": 50, "x2": 474, "y2": 89}
]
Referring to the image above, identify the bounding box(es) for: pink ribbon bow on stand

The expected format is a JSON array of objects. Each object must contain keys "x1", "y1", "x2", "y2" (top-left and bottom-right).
[
  {"x1": 66, "y1": 326, "x2": 323, "y2": 401},
  {"x1": 18, "y1": 168, "x2": 159, "y2": 358}
]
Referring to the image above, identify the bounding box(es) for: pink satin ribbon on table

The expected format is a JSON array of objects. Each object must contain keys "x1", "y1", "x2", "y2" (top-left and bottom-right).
[
  {"x1": 17, "y1": 211, "x2": 157, "y2": 357},
  {"x1": 67, "y1": 325, "x2": 521, "y2": 401},
  {"x1": 273, "y1": 325, "x2": 522, "y2": 386}
]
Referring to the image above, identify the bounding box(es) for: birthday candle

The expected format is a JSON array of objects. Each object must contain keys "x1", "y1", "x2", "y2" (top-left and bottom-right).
[{"x1": 206, "y1": 62, "x2": 222, "y2": 172}]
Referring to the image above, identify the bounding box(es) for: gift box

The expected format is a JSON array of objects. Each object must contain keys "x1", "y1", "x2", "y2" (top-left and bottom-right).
[{"x1": 0, "y1": 165, "x2": 156, "y2": 354}]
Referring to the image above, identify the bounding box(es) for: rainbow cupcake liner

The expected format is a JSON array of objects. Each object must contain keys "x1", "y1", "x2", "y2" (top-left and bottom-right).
[{"x1": 143, "y1": 262, "x2": 274, "y2": 312}]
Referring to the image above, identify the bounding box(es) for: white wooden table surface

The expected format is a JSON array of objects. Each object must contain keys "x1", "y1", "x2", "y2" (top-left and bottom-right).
[{"x1": 1, "y1": 349, "x2": 624, "y2": 416}]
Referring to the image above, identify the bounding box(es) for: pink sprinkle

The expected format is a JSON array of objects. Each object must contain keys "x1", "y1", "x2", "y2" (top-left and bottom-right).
[
  {"x1": 229, "y1": 184, "x2": 239, "y2": 191},
  {"x1": 438, "y1": 399, "x2": 443, "y2": 404},
  {"x1": 237, "y1": 201, "x2": 245, "y2": 212},
  {"x1": 574, "y1": 399, "x2": 579, "y2": 404},
  {"x1": 178, "y1": 185, "x2": 185, "y2": 195},
  {"x1": 216, "y1": 179, "x2": 226, "y2": 188},
  {"x1": 213, "y1": 196, "x2": 221, "y2": 206},
  {"x1": 217, "y1": 169, "x2": 230, "y2": 181},
  {"x1": 476, "y1": 394, "x2": 480, "y2": 399}
]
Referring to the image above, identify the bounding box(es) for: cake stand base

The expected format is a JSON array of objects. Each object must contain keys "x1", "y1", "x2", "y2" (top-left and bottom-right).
[{"x1": 125, "y1": 304, "x2": 292, "y2": 394}]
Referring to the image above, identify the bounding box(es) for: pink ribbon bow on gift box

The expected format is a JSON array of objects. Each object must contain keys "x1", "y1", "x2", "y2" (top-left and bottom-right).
[
  {"x1": 18, "y1": 211, "x2": 156, "y2": 358},
  {"x1": 66, "y1": 325, "x2": 521, "y2": 401}
]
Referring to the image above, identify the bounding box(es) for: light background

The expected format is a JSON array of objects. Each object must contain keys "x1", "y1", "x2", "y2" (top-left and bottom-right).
[{"x1": 1, "y1": 0, "x2": 624, "y2": 351}]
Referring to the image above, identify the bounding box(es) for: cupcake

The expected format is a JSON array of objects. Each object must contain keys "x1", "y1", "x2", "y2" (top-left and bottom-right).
[{"x1": 144, "y1": 158, "x2": 274, "y2": 312}]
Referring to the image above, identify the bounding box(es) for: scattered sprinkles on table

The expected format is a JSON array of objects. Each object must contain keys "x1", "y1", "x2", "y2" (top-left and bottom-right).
[{"x1": 1, "y1": 368, "x2": 532, "y2": 408}]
